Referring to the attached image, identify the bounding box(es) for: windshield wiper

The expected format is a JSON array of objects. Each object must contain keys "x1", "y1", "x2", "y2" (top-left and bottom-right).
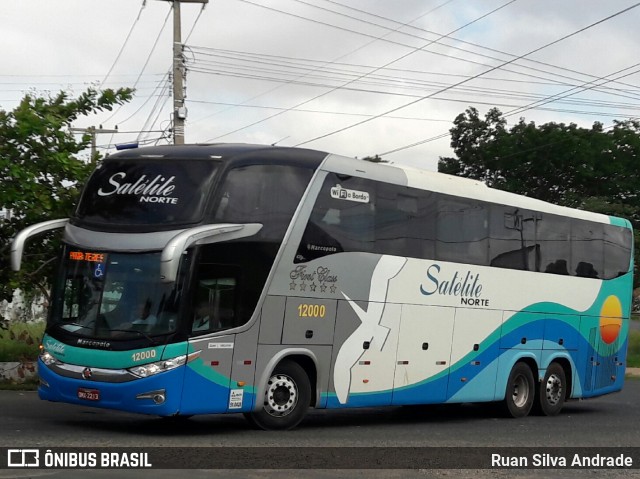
[
  {"x1": 109, "y1": 329, "x2": 159, "y2": 344},
  {"x1": 56, "y1": 322, "x2": 158, "y2": 345}
]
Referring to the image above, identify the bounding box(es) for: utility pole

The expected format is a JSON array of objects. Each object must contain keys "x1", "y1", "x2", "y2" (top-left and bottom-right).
[
  {"x1": 70, "y1": 126, "x2": 119, "y2": 164},
  {"x1": 160, "y1": 0, "x2": 208, "y2": 145}
]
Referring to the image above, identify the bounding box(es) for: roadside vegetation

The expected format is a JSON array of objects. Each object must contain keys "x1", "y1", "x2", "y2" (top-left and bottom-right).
[
  {"x1": 0, "y1": 321, "x2": 44, "y2": 362},
  {"x1": 628, "y1": 315, "x2": 640, "y2": 368}
]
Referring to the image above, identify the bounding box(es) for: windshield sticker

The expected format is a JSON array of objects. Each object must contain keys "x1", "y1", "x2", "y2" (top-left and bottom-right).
[
  {"x1": 330, "y1": 184, "x2": 370, "y2": 203},
  {"x1": 229, "y1": 389, "x2": 244, "y2": 409},
  {"x1": 97, "y1": 172, "x2": 179, "y2": 205}
]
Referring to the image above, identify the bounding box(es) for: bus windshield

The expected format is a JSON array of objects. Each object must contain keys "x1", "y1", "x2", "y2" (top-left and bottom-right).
[{"x1": 50, "y1": 247, "x2": 186, "y2": 340}]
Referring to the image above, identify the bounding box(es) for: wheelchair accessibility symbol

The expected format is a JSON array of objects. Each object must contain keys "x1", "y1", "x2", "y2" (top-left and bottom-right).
[{"x1": 94, "y1": 263, "x2": 104, "y2": 278}]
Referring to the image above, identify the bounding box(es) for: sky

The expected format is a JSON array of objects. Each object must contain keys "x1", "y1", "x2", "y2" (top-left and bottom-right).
[{"x1": 2, "y1": 0, "x2": 640, "y2": 171}]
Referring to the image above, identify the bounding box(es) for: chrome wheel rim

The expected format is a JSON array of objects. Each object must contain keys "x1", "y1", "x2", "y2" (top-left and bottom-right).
[
  {"x1": 264, "y1": 373, "x2": 298, "y2": 417},
  {"x1": 544, "y1": 373, "x2": 563, "y2": 406},
  {"x1": 512, "y1": 373, "x2": 530, "y2": 408}
]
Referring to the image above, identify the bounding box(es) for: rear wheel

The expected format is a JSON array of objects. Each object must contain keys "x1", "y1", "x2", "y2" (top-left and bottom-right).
[
  {"x1": 502, "y1": 362, "x2": 535, "y2": 418},
  {"x1": 537, "y1": 362, "x2": 566, "y2": 416},
  {"x1": 244, "y1": 360, "x2": 311, "y2": 430}
]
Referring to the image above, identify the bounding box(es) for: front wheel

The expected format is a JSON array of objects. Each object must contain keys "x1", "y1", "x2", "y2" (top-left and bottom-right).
[
  {"x1": 502, "y1": 362, "x2": 535, "y2": 418},
  {"x1": 537, "y1": 362, "x2": 566, "y2": 416},
  {"x1": 244, "y1": 360, "x2": 311, "y2": 430}
]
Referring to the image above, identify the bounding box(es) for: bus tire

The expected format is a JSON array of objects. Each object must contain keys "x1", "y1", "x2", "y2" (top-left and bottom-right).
[
  {"x1": 537, "y1": 362, "x2": 566, "y2": 416},
  {"x1": 245, "y1": 360, "x2": 311, "y2": 431},
  {"x1": 502, "y1": 362, "x2": 535, "y2": 418}
]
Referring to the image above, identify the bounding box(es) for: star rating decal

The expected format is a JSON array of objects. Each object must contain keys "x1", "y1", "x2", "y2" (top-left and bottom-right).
[{"x1": 288, "y1": 265, "x2": 339, "y2": 295}]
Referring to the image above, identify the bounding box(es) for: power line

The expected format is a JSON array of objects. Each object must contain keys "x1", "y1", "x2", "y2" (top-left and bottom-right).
[
  {"x1": 192, "y1": 0, "x2": 457, "y2": 131},
  {"x1": 234, "y1": 0, "x2": 640, "y2": 102},
  {"x1": 296, "y1": 2, "x2": 640, "y2": 148},
  {"x1": 206, "y1": 0, "x2": 518, "y2": 141},
  {"x1": 100, "y1": 1, "x2": 147, "y2": 87},
  {"x1": 316, "y1": 0, "x2": 640, "y2": 98},
  {"x1": 186, "y1": 48, "x2": 640, "y2": 111},
  {"x1": 379, "y1": 62, "x2": 640, "y2": 157},
  {"x1": 184, "y1": 1, "x2": 207, "y2": 42},
  {"x1": 102, "y1": 4, "x2": 173, "y2": 126}
]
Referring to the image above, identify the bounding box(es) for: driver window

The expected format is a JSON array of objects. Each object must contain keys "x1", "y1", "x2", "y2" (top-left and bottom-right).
[{"x1": 191, "y1": 264, "x2": 238, "y2": 336}]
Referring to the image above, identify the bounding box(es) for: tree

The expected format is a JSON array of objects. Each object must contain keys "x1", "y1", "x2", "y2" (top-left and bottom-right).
[
  {"x1": 439, "y1": 106, "x2": 640, "y2": 283},
  {"x1": 0, "y1": 88, "x2": 133, "y2": 307}
]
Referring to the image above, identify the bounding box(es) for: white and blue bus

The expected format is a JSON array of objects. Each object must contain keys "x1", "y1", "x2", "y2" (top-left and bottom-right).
[{"x1": 12, "y1": 144, "x2": 633, "y2": 429}]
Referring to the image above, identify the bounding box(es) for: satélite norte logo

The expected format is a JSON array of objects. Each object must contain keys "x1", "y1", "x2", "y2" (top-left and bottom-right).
[
  {"x1": 420, "y1": 264, "x2": 489, "y2": 307},
  {"x1": 97, "y1": 172, "x2": 179, "y2": 205}
]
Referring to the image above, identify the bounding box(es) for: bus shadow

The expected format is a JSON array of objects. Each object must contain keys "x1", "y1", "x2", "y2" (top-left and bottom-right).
[
  {"x1": 301, "y1": 400, "x2": 603, "y2": 430},
  {"x1": 54, "y1": 399, "x2": 603, "y2": 436}
]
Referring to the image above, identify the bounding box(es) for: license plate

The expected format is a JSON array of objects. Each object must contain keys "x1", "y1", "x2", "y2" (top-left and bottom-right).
[{"x1": 77, "y1": 388, "x2": 100, "y2": 401}]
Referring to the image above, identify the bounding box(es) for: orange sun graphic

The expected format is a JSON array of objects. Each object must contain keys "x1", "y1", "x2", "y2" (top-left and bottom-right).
[{"x1": 600, "y1": 295, "x2": 623, "y2": 344}]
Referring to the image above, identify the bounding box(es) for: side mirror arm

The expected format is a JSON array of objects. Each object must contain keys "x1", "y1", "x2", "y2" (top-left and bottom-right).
[
  {"x1": 11, "y1": 219, "x2": 69, "y2": 271},
  {"x1": 160, "y1": 223, "x2": 263, "y2": 283}
]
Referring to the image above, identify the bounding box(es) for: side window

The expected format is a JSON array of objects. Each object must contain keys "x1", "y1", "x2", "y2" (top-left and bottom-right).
[
  {"x1": 295, "y1": 174, "x2": 375, "y2": 263},
  {"x1": 538, "y1": 214, "x2": 570, "y2": 275},
  {"x1": 436, "y1": 196, "x2": 488, "y2": 266},
  {"x1": 373, "y1": 183, "x2": 421, "y2": 258},
  {"x1": 489, "y1": 206, "x2": 537, "y2": 271},
  {"x1": 604, "y1": 225, "x2": 632, "y2": 279},
  {"x1": 190, "y1": 264, "x2": 238, "y2": 336},
  {"x1": 374, "y1": 186, "x2": 437, "y2": 260},
  {"x1": 414, "y1": 191, "x2": 437, "y2": 260},
  {"x1": 213, "y1": 164, "x2": 313, "y2": 241},
  {"x1": 571, "y1": 220, "x2": 603, "y2": 279}
]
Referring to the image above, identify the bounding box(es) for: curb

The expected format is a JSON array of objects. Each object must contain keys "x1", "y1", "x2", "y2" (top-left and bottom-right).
[{"x1": 0, "y1": 361, "x2": 37, "y2": 383}]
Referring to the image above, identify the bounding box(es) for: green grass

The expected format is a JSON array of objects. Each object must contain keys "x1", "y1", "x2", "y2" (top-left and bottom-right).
[
  {"x1": 627, "y1": 329, "x2": 640, "y2": 368},
  {"x1": 0, "y1": 321, "x2": 45, "y2": 362}
]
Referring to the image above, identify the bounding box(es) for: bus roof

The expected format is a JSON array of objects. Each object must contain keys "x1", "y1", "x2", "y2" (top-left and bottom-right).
[
  {"x1": 105, "y1": 144, "x2": 625, "y2": 228},
  {"x1": 321, "y1": 153, "x2": 623, "y2": 227},
  {"x1": 107, "y1": 143, "x2": 328, "y2": 169}
]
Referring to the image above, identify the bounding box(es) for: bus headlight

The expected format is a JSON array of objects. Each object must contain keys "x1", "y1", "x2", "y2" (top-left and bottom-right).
[
  {"x1": 40, "y1": 351, "x2": 59, "y2": 366},
  {"x1": 128, "y1": 351, "x2": 200, "y2": 378}
]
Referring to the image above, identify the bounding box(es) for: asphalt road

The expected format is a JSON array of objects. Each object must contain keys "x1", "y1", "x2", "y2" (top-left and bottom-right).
[
  {"x1": 2, "y1": 380, "x2": 640, "y2": 447},
  {"x1": 1, "y1": 381, "x2": 640, "y2": 478}
]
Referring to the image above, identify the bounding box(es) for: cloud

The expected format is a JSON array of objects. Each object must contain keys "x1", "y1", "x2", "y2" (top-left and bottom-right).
[{"x1": 2, "y1": 0, "x2": 639, "y2": 169}]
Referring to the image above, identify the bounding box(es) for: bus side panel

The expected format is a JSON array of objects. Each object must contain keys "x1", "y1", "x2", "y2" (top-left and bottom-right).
[
  {"x1": 577, "y1": 314, "x2": 627, "y2": 398},
  {"x1": 542, "y1": 316, "x2": 580, "y2": 351},
  {"x1": 325, "y1": 300, "x2": 399, "y2": 408},
  {"x1": 446, "y1": 308, "x2": 503, "y2": 403},
  {"x1": 391, "y1": 305, "x2": 453, "y2": 405},
  {"x1": 229, "y1": 322, "x2": 261, "y2": 413},
  {"x1": 179, "y1": 335, "x2": 234, "y2": 414},
  {"x1": 500, "y1": 312, "x2": 545, "y2": 351},
  {"x1": 258, "y1": 295, "x2": 286, "y2": 345}
]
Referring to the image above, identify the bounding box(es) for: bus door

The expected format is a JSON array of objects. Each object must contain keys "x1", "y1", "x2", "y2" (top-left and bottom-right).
[{"x1": 181, "y1": 263, "x2": 240, "y2": 414}]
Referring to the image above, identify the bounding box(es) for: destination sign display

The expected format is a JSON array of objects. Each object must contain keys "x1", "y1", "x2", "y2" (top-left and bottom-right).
[{"x1": 69, "y1": 251, "x2": 105, "y2": 263}]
